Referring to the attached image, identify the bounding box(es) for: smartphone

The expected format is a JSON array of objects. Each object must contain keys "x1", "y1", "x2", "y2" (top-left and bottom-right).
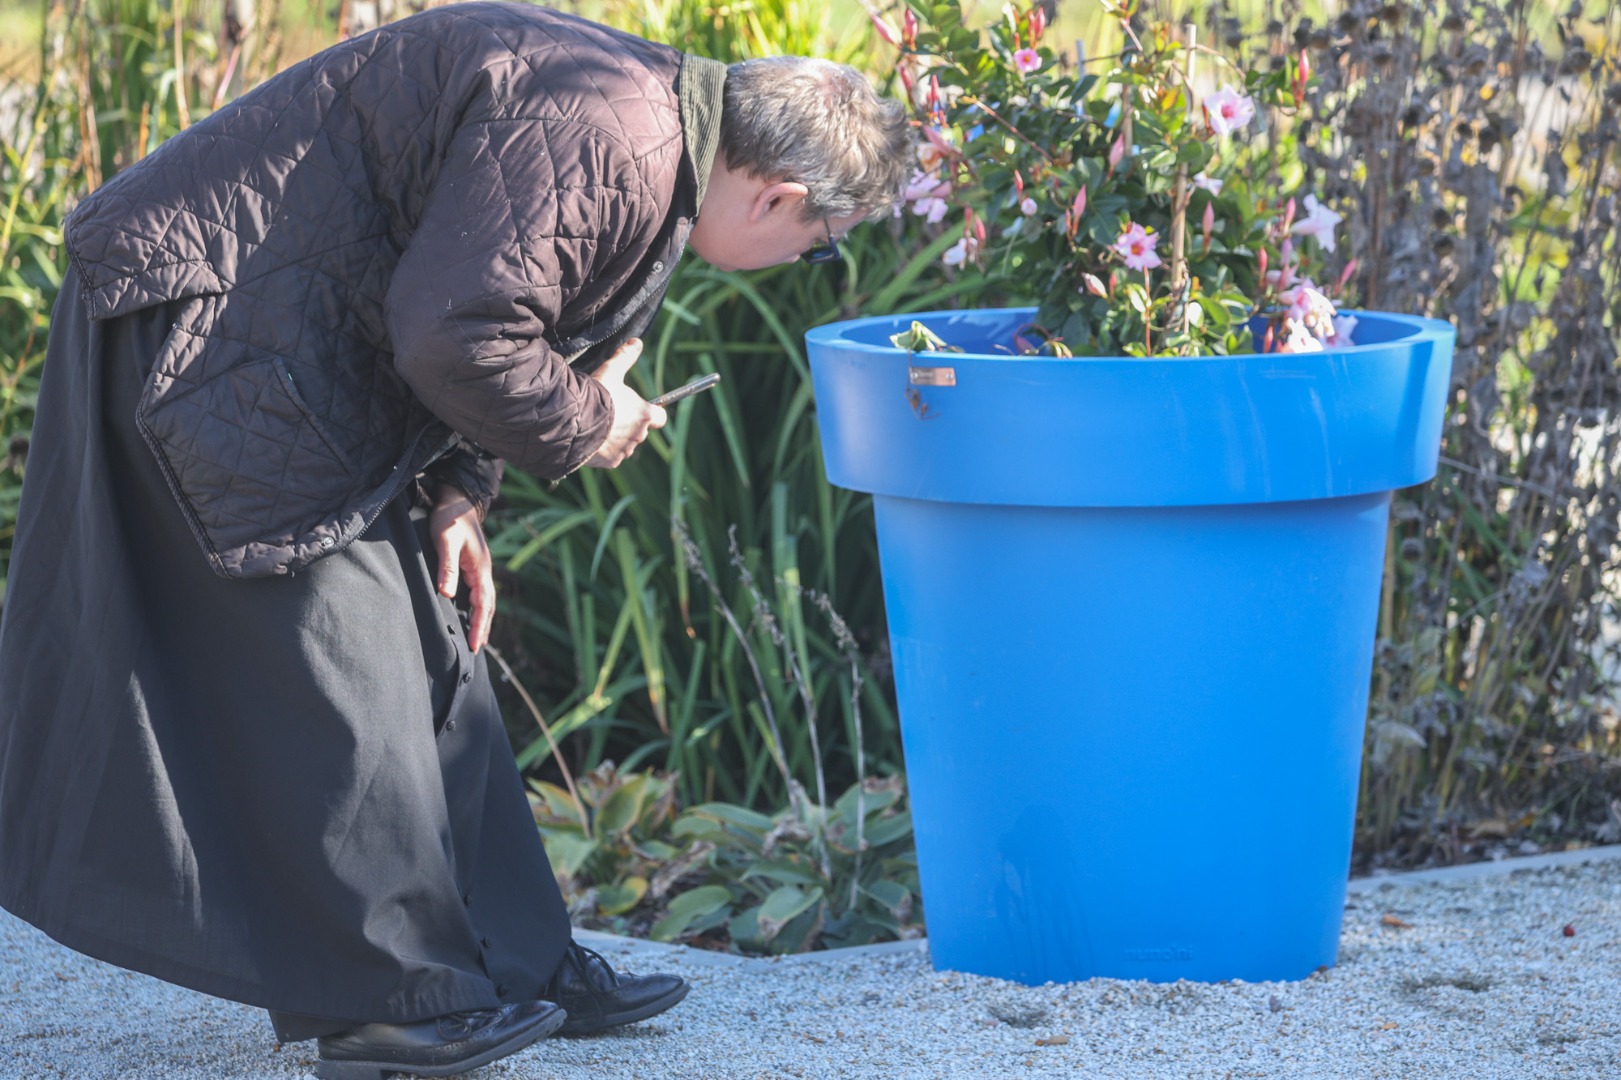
[{"x1": 650, "y1": 372, "x2": 721, "y2": 407}]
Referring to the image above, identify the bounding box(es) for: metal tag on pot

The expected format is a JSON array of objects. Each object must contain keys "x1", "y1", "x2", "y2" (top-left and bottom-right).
[{"x1": 909, "y1": 366, "x2": 957, "y2": 387}]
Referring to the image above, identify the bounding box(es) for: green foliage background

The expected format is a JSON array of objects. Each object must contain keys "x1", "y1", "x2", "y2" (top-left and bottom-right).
[{"x1": 1, "y1": 0, "x2": 1619, "y2": 931}]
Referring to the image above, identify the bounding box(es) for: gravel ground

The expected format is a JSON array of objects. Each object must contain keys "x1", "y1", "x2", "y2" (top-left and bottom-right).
[{"x1": 3, "y1": 850, "x2": 1619, "y2": 1080}]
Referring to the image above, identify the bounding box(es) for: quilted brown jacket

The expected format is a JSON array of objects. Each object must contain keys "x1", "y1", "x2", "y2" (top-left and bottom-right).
[{"x1": 63, "y1": 2, "x2": 725, "y2": 578}]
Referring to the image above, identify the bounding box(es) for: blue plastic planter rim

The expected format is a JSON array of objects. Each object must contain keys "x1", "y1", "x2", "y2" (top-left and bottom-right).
[
  {"x1": 804, "y1": 307, "x2": 1456, "y2": 509},
  {"x1": 806, "y1": 307, "x2": 1452, "y2": 361}
]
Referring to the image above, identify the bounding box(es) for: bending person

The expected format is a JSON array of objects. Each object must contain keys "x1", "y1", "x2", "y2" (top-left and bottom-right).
[{"x1": 0, "y1": 4, "x2": 908, "y2": 1078}]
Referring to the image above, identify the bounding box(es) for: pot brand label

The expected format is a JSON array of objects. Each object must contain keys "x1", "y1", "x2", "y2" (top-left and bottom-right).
[{"x1": 908, "y1": 366, "x2": 957, "y2": 387}]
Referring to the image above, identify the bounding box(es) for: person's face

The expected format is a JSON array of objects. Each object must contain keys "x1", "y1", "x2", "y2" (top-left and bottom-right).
[{"x1": 689, "y1": 177, "x2": 864, "y2": 272}]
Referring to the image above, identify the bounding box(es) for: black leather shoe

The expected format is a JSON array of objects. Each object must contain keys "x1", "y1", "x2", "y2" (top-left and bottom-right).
[
  {"x1": 313, "y1": 1000, "x2": 565, "y2": 1079},
  {"x1": 543, "y1": 941, "x2": 689, "y2": 1035}
]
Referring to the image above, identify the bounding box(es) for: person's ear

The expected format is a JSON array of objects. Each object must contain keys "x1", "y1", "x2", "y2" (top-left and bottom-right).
[{"x1": 750, "y1": 180, "x2": 811, "y2": 222}]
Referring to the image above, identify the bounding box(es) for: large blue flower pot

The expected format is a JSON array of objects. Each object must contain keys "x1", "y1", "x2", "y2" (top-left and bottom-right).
[{"x1": 805, "y1": 307, "x2": 1453, "y2": 985}]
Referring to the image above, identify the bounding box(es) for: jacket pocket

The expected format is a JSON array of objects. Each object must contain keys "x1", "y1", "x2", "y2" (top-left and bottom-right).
[
  {"x1": 139, "y1": 352, "x2": 356, "y2": 559},
  {"x1": 268, "y1": 355, "x2": 348, "y2": 462}
]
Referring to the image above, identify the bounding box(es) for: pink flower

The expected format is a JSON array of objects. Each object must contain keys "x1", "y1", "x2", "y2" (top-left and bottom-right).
[
  {"x1": 902, "y1": 170, "x2": 950, "y2": 202},
  {"x1": 1014, "y1": 48, "x2": 1042, "y2": 74},
  {"x1": 1191, "y1": 172, "x2": 1224, "y2": 195},
  {"x1": 912, "y1": 197, "x2": 950, "y2": 224},
  {"x1": 1284, "y1": 284, "x2": 1333, "y2": 321},
  {"x1": 1328, "y1": 313, "x2": 1359, "y2": 345},
  {"x1": 1020, "y1": 197, "x2": 1038, "y2": 216},
  {"x1": 1282, "y1": 285, "x2": 1337, "y2": 341},
  {"x1": 1203, "y1": 85, "x2": 1256, "y2": 137},
  {"x1": 1112, "y1": 222, "x2": 1163, "y2": 272},
  {"x1": 1274, "y1": 317, "x2": 1324, "y2": 353},
  {"x1": 1290, "y1": 194, "x2": 1343, "y2": 254},
  {"x1": 917, "y1": 131, "x2": 953, "y2": 173},
  {"x1": 942, "y1": 236, "x2": 980, "y2": 267}
]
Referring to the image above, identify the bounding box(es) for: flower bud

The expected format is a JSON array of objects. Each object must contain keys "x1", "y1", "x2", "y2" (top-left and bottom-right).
[
  {"x1": 869, "y1": 11, "x2": 899, "y2": 47},
  {"x1": 1257, "y1": 247, "x2": 1269, "y2": 283},
  {"x1": 1029, "y1": 5, "x2": 1047, "y2": 42},
  {"x1": 1202, "y1": 201, "x2": 1215, "y2": 253},
  {"x1": 1014, "y1": 170, "x2": 1025, "y2": 197},
  {"x1": 1082, "y1": 272, "x2": 1108, "y2": 297},
  {"x1": 1072, "y1": 185, "x2": 1087, "y2": 218},
  {"x1": 903, "y1": 7, "x2": 918, "y2": 47}
]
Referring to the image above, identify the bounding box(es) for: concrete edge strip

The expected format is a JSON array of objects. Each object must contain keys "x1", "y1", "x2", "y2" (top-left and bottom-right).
[
  {"x1": 573, "y1": 843, "x2": 1621, "y2": 969},
  {"x1": 1343, "y1": 842, "x2": 1621, "y2": 893}
]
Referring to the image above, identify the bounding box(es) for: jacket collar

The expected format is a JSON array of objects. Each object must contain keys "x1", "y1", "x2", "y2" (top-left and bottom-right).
[
  {"x1": 677, "y1": 55, "x2": 727, "y2": 212},
  {"x1": 554, "y1": 55, "x2": 725, "y2": 372}
]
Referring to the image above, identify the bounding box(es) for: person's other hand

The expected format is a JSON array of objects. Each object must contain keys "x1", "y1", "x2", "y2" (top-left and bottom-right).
[
  {"x1": 429, "y1": 485, "x2": 495, "y2": 652},
  {"x1": 585, "y1": 338, "x2": 667, "y2": 467}
]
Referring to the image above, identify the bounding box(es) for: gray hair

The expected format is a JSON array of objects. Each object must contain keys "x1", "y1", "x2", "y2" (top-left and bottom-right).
[{"x1": 720, "y1": 57, "x2": 912, "y2": 223}]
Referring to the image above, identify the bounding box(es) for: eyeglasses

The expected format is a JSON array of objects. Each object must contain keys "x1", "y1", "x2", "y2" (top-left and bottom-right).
[{"x1": 802, "y1": 217, "x2": 842, "y2": 265}]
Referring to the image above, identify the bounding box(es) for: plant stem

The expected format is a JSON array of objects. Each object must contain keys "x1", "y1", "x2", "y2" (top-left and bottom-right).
[
  {"x1": 1168, "y1": 22, "x2": 1194, "y2": 334},
  {"x1": 957, "y1": 95, "x2": 1058, "y2": 165},
  {"x1": 674, "y1": 519, "x2": 796, "y2": 796},
  {"x1": 486, "y1": 644, "x2": 591, "y2": 836}
]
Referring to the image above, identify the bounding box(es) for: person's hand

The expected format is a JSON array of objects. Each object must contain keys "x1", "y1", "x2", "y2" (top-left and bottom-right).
[
  {"x1": 429, "y1": 485, "x2": 495, "y2": 653},
  {"x1": 585, "y1": 338, "x2": 667, "y2": 467}
]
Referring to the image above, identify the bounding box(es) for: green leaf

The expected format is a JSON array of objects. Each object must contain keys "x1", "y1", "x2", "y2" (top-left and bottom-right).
[
  {"x1": 597, "y1": 876, "x2": 648, "y2": 916},
  {"x1": 634, "y1": 838, "x2": 680, "y2": 861},
  {"x1": 727, "y1": 905, "x2": 764, "y2": 947},
  {"x1": 649, "y1": 885, "x2": 735, "y2": 942},
  {"x1": 768, "y1": 908, "x2": 823, "y2": 954},
  {"x1": 742, "y1": 858, "x2": 825, "y2": 888},
  {"x1": 833, "y1": 780, "x2": 902, "y2": 820},
  {"x1": 1144, "y1": 147, "x2": 1177, "y2": 172},
  {"x1": 865, "y1": 878, "x2": 910, "y2": 906},
  {"x1": 756, "y1": 885, "x2": 824, "y2": 943},
  {"x1": 760, "y1": 884, "x2": 823, "y2": 922},
  {"x1": 889, "y1": 320, "x2": 961, "y2": 353},
  {"x1": 596, "y1": 775, "x2": 650, "y2": 837},
  {"x1": 539, "y1": 830, "x2": 598, "y2": 878},
  {"x1": 690, "y1": 803, "x2": 775, "y2": 834},
  {"x1": 670, "y1": 816, "x2": 729, "y2": 843},
  {"x1": 528, "y1": 780, "x2": 581, "y2": 822},
  {"x1": 862, "y1": 811, "x2": 914, "y2": 848}
]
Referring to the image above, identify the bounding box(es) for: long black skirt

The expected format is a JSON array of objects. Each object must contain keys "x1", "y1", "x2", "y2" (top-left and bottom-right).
[{"x1": 0, "y1": 268, "x2": 569, "y2": 1033}]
